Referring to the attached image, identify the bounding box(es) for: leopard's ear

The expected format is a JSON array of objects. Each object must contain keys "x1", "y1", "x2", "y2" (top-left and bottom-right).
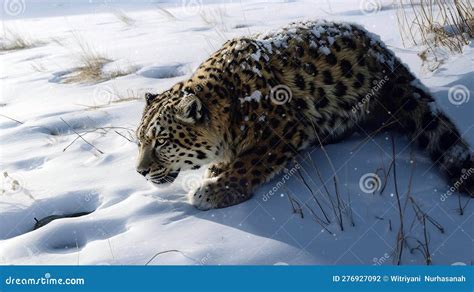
[
  {"x1": 145, "y1": 92, "x2": 158, "y2": 105},
  {"x1": 175, "y1": 94, "x2": 204, "y2": 124}
]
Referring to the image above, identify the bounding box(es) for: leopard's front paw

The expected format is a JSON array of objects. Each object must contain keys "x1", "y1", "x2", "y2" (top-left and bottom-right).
[
  {"x1": 188, "y1": 178, "x2": 248, "y2": 210},
  {"x1": 188, "y1": 179, "x2": 219, "y2": 210},
  {"x1": 204, "y1": 163, "x2": 227, "y2": 179},
  {"x1": 188, "y1": 181, "x2": 216, "y2": 210}
]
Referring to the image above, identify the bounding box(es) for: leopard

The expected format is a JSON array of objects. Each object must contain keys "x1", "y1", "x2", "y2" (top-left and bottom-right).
[{"x1": 136, "y1": 20, "x2": 473, "y2": 210}]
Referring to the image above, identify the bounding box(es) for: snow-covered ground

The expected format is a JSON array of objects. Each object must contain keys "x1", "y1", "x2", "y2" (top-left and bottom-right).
[{"x1": 0, "y1": 0, "x2": 472, "y2": 265}]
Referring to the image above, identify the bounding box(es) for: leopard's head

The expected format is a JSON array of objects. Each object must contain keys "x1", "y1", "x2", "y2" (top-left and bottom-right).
[{"x1": 136, "y1": 92, "x2": 219, "y2": 185}]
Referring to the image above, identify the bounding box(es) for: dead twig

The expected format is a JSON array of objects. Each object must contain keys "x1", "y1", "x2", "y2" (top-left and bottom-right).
[
  {"x1": 145, "y1": 249, "x2": 199, "y2": 265},
  {"x1": 0, "y1": 113, "x2": 23, "y2": 124},
  {"x1": 309, "y1": 155, "x2": 343, "y2": 228},
  {"x1": 286, "y1": 188, "x2": 304, "y2": 219},
  {"x1": 304, "y1": 202, "x2": 334, "y2": 235},
  {"x1": 312, "y1": 128, "x2": 345, "y2": 231},
  {"x1": 333, "y1": 176, "x2": 345, "y2": 231},
  {"x1": 391, "y1": 135, "x2": 405, "y2": 265},
  {"x1": 409, "y1": 197, "x2": 445, "y2": 233},
  {"x1": 295, "y1": 167, "x2": 330, "y2": 224},
  {"x1": 62, "y1": 126, "x2": 136, "y2": 152},
  {"x1": 60, "y1": 117, "x2": 104, "y2": 154}
]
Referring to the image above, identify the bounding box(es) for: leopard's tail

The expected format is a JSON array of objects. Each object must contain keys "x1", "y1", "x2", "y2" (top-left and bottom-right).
[{"x1": 383, "y1": 66, "x2": 473, "y2": 196}]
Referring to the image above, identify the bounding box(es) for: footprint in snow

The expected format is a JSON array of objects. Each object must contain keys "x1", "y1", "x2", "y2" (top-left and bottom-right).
[{"x1": 138, "y1": 64, "x2": 188, "y2": 79}]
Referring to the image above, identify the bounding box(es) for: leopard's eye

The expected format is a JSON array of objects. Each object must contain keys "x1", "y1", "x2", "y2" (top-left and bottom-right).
[{"x1": 156, "y1": 137, "x2": 167, "y2": 145}]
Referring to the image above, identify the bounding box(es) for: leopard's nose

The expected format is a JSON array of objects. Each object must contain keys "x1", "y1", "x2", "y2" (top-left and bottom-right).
[{"x1": 137, "y1": 169, "x2": 150, "y2": 177}]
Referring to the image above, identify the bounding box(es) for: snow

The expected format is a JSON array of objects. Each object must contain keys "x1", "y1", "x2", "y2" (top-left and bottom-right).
[
  {"x1": 250, "y1": 51, "x2": 261, "y2": 62},
  {"x1": 0, "y1": 0, "x2": 473, "y2": 265},
  {"x1": 319, "y1": 46, "x2": 331, "y2": 55},
  {"x1": 239, "y1": 90, "x2": 262, "y2": 104}
]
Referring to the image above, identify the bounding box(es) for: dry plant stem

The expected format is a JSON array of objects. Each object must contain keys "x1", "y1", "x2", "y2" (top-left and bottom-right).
[
  {"x1": 312, "y1": 129, "x2": 345, "y2": 231},
  {"x1": 304, "y1": 202, "x2": 335, "y2": 235},
  {"x1": 114, "y1": 130, "x2": 135, "y2": 143},
  {"x1": 0, "y1": 28, "x2": 39, "y2": 51},
  {"x1": 391, "y1": 135, "x2": 405, "y2": 265},
  {"x1": 333, "y1": 176, "x2": 344, "y2": 231},
  {"x1": 422, "y1": 216, "x2": 432, "y2": 265},
  {"x1": 397, "y1": 0, "x2": 473, "y2": 67},
  {"x1": 409, "y1": 196, "x2": 445, "y2": 233},
  {"x1": 145, "y1": 250, "x2": 199, "y2": 265},
  {"x1": 402, "y1": 148, "x2": 416, "y2": 214},
  {"x1": 64, "y1": 32, "x2": 112, "y2": 84},
  {"x1": 0, "y1": 113, "x2": 23, "y2": 124},
  {"x1": 60, "y1": 118, "x2": 104, "y2": 154},
  {"x1": 457, "y1": 195, "x2": 470, "y2": 216},
  {"x1": 286, "y1": 188, "x2": 304, "y2": 219},
  {"x1": 155, "y1": 6, "x2": 177, "y2": 21},
  {"x1": 309, "y1": 155, "x2": 343, "y2": 229},
  {"x1": 397, "y1": 0, "x2": 416, "y2": 47},
  {"x1": 375, "y1": 158, "x2": 395, "y2": 195},
  {"x1": 113, "y1": 10, "x2": 135, "y2": 26},
  {"x1": 295, "y1": 168, "x2": 330, "y2": 224},
  {"x1": 408, "y1": 198, "x2": 435, "y2": 265},
  {"x1": 63, "y1": 126, "x2": 136, "y2": 152},
  {"x1": 457, "y1": 192, "x2": 464, "y2": 215},
  {"x1": 309, "y1": 155, "x2": 336, "y2": 204},
  {"x1": 107, "y1": 238, "x2": 116, "y2": 263}
]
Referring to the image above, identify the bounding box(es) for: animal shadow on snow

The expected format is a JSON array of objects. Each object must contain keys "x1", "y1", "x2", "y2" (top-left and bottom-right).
[{"x1": 186, "y1": 134, "x2": 472, "y2": 264}]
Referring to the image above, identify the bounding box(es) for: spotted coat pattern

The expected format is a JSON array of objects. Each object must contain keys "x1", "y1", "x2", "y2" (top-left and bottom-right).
[{"x1": 136, "y1": 21, "x2": 473, "y2": 210}]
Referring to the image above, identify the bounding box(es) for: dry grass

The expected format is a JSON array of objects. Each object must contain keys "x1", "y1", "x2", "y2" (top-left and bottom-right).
[
  {"x1": 105, "y1": 87, "x2": 143, "y2": 105},
  {"x1": 50, "y1": 36, "x2": 66, "y2": 47},
  {"x1": 155, "y1": 6, "x2": 178, "y2": 21},
  {"x1": 112, "y1": 10, "x2": 136, "y2": 26},
  {"x1": 103, "y1": 63, "x2": 138, "y2": 81},
  {"x1": 397, "y1": 0, "x2": 473, "y2": 70},
  {"x1": 65, "y1": 56, "x2": 110, "y2": 84},
  {"x1": 199, "y1": 7, "x2": 231, "y2": 33},
  {"x1": 64, "y1": 33, "x2": 111, "y2": 83},
  {"x1": 0, "y1": 29, "x2": 40, "y2": 51},
  {"x1": 64, "y1": 33, "x2": 136, "y2": 84}
]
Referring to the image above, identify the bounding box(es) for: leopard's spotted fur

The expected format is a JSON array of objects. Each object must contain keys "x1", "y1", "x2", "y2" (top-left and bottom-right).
[{"x1": 136, "y1": 20, "x2": 473, "y2": 210}]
